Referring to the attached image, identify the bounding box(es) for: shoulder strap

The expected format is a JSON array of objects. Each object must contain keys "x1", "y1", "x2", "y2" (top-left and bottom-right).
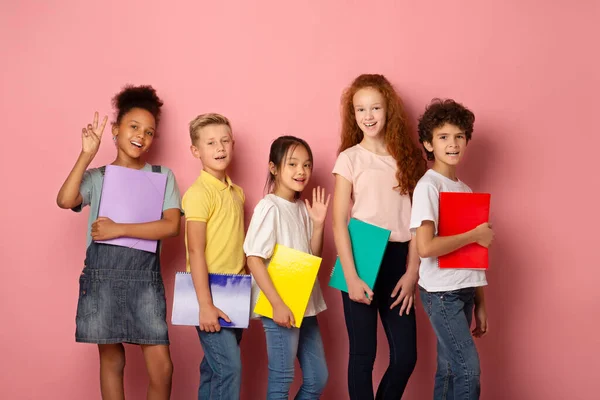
[
  {"x1": 151, "y1": 165, "x2": 162, "y2": 173},
  {"x1": 99, "y1": 166, "x2": 106, "y2": 175}
]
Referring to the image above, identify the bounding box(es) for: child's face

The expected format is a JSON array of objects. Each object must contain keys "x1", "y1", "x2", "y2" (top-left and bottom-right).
[
  {"x1": 191, "y1": 124, "x2": 234, "y2": 175},
  {"x1": 353, "y1": 87, "x2": 386, "y2": 139},
  {"x1": 272, "y1": 145, "x2": 312, "y2": 199},
  {"x1": 112, "y1": 108, "x2": 156, "y2": 159},
  {"x1": 424, "y1": 123, "x2": 468, "y2": 167}
]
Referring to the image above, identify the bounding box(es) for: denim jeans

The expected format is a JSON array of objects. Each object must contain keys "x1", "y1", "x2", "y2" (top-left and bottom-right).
[
  {"x1": 261, "y1": 316, "x2": 328, "y2": 399},
  {"x1": 420, "y1": 287, "x2": 481, "y2": 400},
  {"x1": 196, "y1": 327, "x2": 243, "y2": 400}
]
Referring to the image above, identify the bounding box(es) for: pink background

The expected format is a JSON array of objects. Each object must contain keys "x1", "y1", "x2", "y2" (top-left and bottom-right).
[{"x1": 1, "y1": 1, "x2": 598, "y2": 399}]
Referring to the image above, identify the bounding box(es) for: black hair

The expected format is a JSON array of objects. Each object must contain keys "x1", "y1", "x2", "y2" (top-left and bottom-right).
[
  {"x1": 265, "y1": 135, "x2": 314, "y2": 200},
  {"x1": 417, "y1": 98, "x2": 475, "y2": 161},
  {"x1": 112, "y1": 85, "x2": 164, "y2": 126}
]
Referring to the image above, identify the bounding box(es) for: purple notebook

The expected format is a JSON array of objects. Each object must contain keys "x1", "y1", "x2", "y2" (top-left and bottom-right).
[
  {"x1": 97, "y1": 165, "x2": 167, "y2": 253},
  {"x1": 171, "y1": 272, "x2": 252, "y2": 328}
]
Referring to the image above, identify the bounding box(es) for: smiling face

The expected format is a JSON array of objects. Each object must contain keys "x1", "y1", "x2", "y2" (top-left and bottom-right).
[
  {"x1": 271, "y1": 143, "x2": 313, "y2": 201},
  {"x1": 423, "y1": 123, "x2": 468, "y2": 171},
  {"x1": 353, "y1": 87, "x2": 387, "y2": 139},
  {"x1": 112, "y1": 107, "x2": 156, "y2": 160},
  {"x1": 191, "y1": 123, "x2": 234, "y2": 179}
]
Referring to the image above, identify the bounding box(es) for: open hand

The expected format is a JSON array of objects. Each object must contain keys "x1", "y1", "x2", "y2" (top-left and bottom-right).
[
  {"x1": 390, "y1": 272, "x2": 417, "y2": 316},
  {"x1": 305, "y1": 186, "x2": 330, "y2": 226}
]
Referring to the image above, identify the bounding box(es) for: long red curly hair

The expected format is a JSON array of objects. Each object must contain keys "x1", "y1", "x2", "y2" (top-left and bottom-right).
[{"x1": 339, "y1": 74, "x2": 426, "y2": 196}]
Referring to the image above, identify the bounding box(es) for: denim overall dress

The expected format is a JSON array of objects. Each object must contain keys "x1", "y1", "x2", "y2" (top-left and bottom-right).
[{"x1": 75, "y1": 165, "x2": 169, "y2": 345}]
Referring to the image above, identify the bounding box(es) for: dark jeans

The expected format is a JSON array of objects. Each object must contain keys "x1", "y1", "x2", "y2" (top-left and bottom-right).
[{"x1": 342, "y1": 241, "x2": 417, "y2": 400}]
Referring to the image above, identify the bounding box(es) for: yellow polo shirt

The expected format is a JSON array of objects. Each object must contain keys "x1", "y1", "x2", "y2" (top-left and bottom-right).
[{"x1": 182, "y1": 170, "x2": 245, "y2": 274}]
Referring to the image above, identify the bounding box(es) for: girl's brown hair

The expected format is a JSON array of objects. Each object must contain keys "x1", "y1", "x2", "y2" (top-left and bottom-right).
[{"x1": 339, "y1": 74, "x2": 426, "y2": 195}]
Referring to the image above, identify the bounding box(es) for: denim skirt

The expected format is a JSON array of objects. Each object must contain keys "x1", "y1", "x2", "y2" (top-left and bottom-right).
[{"x1": 75, "y1": 243, "x2": 169, "y2": 345}]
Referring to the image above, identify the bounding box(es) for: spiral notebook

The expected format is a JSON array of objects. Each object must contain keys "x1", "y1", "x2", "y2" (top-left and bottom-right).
[
  {"x1": 329, "y1": 218, "x2": 391, "y2": 292},
  {"x1": 171, "y1": 272, "x2": 252, "y2": 328},
  {"x1": 438, "y1": 192, "x2": 491, "y2": 270},
  {"x1": 97, "y1": 165, "x2": 167, "y2": 253},
  {"x1": 253, "y1": 244, "x2": 321, "y2": 328}
]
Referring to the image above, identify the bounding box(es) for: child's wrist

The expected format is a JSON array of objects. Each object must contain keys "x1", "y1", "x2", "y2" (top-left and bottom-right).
[
  {"x1": 312, "y1": 221, "x2": 325, "y2": 230},
  {"x1": 404, "y1": 268, "x2": 419, "y2": 280},
  {"x1": 198, "y1": 298, "x2": 214, "y2": 308}
]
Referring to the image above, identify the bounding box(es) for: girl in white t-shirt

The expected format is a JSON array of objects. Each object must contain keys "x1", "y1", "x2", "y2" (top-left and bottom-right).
[
  {"x1": 332, "y1": 74, "x2": 427, "y2": 399},
  {"x1": 244, "y1": 135, "x2": 330, "y2": 399}
]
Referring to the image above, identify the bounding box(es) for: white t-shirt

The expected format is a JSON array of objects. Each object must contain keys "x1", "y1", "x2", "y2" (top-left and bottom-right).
[
  {"x1": 410, "y1": 169, "x2": 488, "y2": 292},
  {"x1": 243, "y1": 194, "x2": 327, "y2": 318}
]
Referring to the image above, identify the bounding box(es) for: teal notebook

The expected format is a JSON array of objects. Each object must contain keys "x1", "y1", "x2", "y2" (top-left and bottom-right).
[{"x1": 329, "y1": 218, "x2": 391, "y2": 292}]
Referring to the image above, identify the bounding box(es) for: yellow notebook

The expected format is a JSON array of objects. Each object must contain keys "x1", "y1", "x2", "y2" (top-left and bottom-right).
[{"x1": 253, "y1": 244, "x2": 322, "y2": 328}]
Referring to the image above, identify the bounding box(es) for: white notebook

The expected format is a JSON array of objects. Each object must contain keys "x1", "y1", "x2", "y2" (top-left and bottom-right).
[{"x1": 171, "y1": 272, "x2": 252, "y2": 328}]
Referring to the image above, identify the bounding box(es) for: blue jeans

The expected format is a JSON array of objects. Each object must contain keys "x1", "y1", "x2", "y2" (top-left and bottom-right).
[
  {"x1": 261, "y1": 316, "x2": 328, "y2": 399},
  {"x1": 420, "y1": 287, "x2": 481, "y2": 400},
  {"x1": 196, "y1": 327, "x2": 243, "y2": 400}
]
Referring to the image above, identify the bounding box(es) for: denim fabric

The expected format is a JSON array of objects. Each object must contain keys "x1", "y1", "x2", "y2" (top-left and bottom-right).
[
  {"x1": 196, "y1": 327, "x2": 243, "y2": 400},
  {"x1": 420, "y1": 287, "x2": 481, "y2": 400},
  {"x1": 261, "y1": 316, "x2": 328, "y2": 399},
  {"x1": 75, "y1": 243, "x2": 168, "y2": 345}
]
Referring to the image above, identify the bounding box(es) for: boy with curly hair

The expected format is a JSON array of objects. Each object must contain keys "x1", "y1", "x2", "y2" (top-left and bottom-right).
[{"x1": 410, "y1": 99, "x2": 494, "y2": 400}]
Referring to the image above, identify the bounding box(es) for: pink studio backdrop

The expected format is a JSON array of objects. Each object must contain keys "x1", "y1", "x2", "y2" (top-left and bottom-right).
[{"x1": 1, "y1": 1, "x2": 598, "y2": 399}]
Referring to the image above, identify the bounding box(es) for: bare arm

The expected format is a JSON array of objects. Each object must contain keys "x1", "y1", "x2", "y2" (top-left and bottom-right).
[
  {"x1": 406, "y1": 238, "x2": 420, "y2": 278},
  {"x1": 57, "y1": 152, "x2": 94, "y2": 209},
  {"x1": 187, "y1": 221, "x2": 213, "y2": 307},
  {"x1": 117, "y1": 208, "x2": 180, "y2": 239},
  {"x1": 188, "y1": 220, "x2": 230, "y2": 332},
  {"x1": 91, "y1": 208, "x2": 181, "y2": 241},
  {"x1": 57, "y1": 112, "x2": 108, "y2": 209},
  {"x1": 332, "y1": 175, "x2": 357, "y2": 280},
  {"x1": 415, "y1": 220, "x2": 493, "y2": 259},
  {"x1": 473, "y1": 286, "x2": 488, "y2": 337},
  {"x1": 332, "y1": 175, "x2": 373, "y2": 303},
  {"x1": 310, "y1": 223, "x2": 325, "y2": 257},
  {"x1": 247, "y1": 256, "x2": 285, "y2": 309},
  {"x1": 247, "y1": 255, "x2": 295, "y2": 328},
  {"x1": 475, "y1": 286, "x2": 486, "y2": 306}
]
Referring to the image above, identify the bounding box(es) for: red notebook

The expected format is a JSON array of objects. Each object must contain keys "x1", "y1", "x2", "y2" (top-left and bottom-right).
[{"x1": 438, "y1": 192, "x2": 490, "y2": 270}]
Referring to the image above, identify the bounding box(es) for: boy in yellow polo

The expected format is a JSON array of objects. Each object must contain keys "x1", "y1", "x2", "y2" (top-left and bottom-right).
[{"x1": 182, "y1": 113, "x2": 245, "y2": 400}]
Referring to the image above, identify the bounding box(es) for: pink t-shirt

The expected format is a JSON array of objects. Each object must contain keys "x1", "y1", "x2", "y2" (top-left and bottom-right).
[{"x1": 332, "y1": 144, "x2": 412, "y2": 242}]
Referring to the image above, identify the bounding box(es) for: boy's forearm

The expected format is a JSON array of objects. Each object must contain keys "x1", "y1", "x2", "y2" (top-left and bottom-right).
[
  {"x1": 189, "y1": 250, "x2": 214, "y2": 307},
  {"x1": 57, "y1": 151, "x2": 93, "y2": 209},
  {"x1": 475, "y1": 286, "x2": 486, "y2": 306},
  {"x1": 310, "y1": 223, "x2": 325, "y2": 257},
  {"x1": 418, "y1": 230, "x2": 476, "y2": 258}
]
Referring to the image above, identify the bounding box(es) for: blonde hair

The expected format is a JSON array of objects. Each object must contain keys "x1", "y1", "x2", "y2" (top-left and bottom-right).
[{"x1": 189, "y1": 113, "x2": 232, "y2": 143}]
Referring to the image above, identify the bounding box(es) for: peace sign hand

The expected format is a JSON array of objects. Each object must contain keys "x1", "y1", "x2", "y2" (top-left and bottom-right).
[{"x1": 81, "y1": 112, "x2": 108, "y2": 156}]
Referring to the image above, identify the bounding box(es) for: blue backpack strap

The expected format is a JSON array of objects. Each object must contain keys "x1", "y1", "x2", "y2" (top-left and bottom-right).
[{"x1": 151, "y1": 165, "x2": 162, "y2": 173}]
